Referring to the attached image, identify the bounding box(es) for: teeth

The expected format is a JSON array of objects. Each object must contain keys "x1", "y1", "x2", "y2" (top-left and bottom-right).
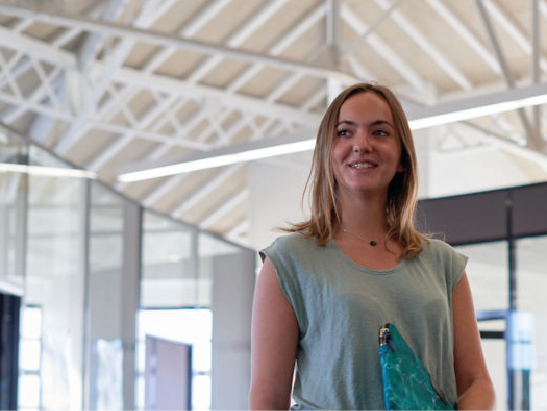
[{"x1": 352, "y1": 163, "x2": 374, "y2": 169}]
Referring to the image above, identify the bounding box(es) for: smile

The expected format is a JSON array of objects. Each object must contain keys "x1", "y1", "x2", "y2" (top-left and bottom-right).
[{"x1": 350, "y1": 163, "x2": 375, "y2": 169}]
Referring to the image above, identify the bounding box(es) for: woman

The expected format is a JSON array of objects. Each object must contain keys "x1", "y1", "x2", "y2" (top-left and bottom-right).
[{"x1": 249, "y1": 83, "x2": 495, "y2": 410}]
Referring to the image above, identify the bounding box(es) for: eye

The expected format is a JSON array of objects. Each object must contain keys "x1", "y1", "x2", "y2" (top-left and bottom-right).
[
  {"x1": 336, "y1": 128, "x2": 352, "y2": 138},
  {"x1": 373, "y1": 129, "x2": 389, "y2": 136}
]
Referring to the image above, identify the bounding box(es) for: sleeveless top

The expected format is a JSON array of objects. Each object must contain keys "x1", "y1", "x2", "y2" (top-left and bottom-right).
[{"x1": 260, "y1": 232, "x2": 467, "y2": 410}]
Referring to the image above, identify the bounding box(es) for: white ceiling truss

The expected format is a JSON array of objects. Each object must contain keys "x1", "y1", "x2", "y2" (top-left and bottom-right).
[{"x1": 1, "y1": 0, "x2": 547, "y2": 246}]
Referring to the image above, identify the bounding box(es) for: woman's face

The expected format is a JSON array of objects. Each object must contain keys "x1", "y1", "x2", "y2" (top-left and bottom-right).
[{"x1": 330, "y1": 92, "x2": 403, "y2": 199}]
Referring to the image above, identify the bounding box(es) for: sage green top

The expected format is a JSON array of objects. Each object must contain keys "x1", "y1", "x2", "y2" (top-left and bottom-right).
[{"x1": 260, "y1": 232, "x2": 467, "y2": 410}]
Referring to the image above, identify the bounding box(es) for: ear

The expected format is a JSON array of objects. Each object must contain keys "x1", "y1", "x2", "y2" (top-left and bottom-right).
[{"x1": 397, "y1": 163, "x2": 405, "y2": 173}]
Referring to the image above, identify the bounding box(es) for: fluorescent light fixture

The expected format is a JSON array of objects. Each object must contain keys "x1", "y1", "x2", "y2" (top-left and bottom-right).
[
  {"x1": 408, "y1": 93, "x2": 547, "y2": 130},
  {"x1": 118, "y1": 137, "x2": 316, "y2": 183},
  {"x1": 118, "y1": 82, "x2": 547, "y2": 182},
  {"x1": 0, "y1": 163, "x2": 97, "y2": 178}
]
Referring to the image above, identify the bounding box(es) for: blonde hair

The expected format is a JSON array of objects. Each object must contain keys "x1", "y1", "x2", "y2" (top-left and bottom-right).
[{"x1": 285, "y1": 83, "x2": 427, "y2": 258}]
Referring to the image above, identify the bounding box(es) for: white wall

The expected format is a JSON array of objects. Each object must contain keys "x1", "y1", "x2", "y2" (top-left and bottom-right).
[{"x1": 248, "y1": 152, "x2": 312, "y2": 251}]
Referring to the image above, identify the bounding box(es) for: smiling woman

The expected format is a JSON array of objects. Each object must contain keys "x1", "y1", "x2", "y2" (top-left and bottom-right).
[
  {"x1": 249, "y1": 83, "x2": 496, "y2": 410},
  {"x1": 330, "y1": 92, "x2": 403, "y2": 203}
]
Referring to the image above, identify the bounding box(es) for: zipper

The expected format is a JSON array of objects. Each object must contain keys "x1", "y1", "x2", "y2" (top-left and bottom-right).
[{"x1": 379, "y1": 323, "x2": 397, "y2": 351}]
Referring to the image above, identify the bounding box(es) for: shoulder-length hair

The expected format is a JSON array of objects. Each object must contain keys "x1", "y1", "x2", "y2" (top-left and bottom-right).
[{"x1": 285, "y1": 83, "x2": 427, "y2": 258}]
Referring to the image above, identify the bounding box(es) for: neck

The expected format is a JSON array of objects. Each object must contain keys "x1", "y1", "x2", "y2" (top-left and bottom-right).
[
  {"x1": 336, "y1": 190, "x2": 389, "y2": 239},
  {"x1": 338, "y1": 193, "x2": 388, "y2": 232}
]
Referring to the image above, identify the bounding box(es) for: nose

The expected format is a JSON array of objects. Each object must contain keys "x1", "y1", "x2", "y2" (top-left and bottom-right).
[{"x1": 352, "y1": 131, "x2": 373, "y2": 153}]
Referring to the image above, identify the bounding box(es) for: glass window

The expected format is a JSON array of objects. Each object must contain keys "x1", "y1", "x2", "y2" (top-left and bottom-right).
[
  {"x1": 18, "y1": 374, "x2": 41, "y2": 410},
  {"x1": 454, "y1": 241, "x2": 508, "y2": 310},
  {"x1": 141, "y1": 211, "x2": 197, "y2": 308},
  {"x1": 198, "y1": 232, "x2": 243, "y2": 308},
  {"x1": 18, "y1": 306, "x2": 43, "y2": 411},
  {"x1": 455, "y1": 242, "x2": 508, "y2": 409},
  {"x1": 136, "y1": 308, "x2": 212, "y2": 411},
  {"x1": 481, "y1": 339, "x2": 506, "y2": 410}
]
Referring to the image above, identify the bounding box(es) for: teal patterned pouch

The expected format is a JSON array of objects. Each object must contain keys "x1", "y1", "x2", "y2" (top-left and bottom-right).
[{"x1": 378, "y1": 323, "x2": 455, "y2": 410}]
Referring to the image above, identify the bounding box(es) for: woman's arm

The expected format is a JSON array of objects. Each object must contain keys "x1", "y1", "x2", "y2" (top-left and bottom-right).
[
  {"x1": 452, "y1": 272, "x2": 496, "y2": 410},
  {"x1": 249, "y1": 257, "x2": 300, "y2": 410}
]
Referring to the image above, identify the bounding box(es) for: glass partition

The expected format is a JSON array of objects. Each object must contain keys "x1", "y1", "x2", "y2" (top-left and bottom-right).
[
  {"x1": 138, "y1": 211, "x2": 210, "y2": 410},
  {"x1": 24, "y1": 145, "x2": 86, "y2": 410},
  {"x1": 453, "y1": 241, "x2": 508, "y2": 409},
  {"x1": 87, "y1": 182, "x2": 126, "y2": 410},
  {"x1": 0, "y1": 126, "x2": 259, "y2": 411},
  {"x1": 454, "y1": 241, "x2": 509, "y2": 311},
  {"x1": 0, "y1": 130, "x2": 27, "y2": 292},
  {"x1": 141, "y1": 211, "x2": 198, "y2": 308},
  {"x1": 138, "y1": 213, "x2": 255, "y2": 410}
]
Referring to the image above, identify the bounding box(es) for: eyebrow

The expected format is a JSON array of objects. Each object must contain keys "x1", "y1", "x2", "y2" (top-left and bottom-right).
[{"x1": 335, "y1": 119, "x2": 394, "y2": 128}]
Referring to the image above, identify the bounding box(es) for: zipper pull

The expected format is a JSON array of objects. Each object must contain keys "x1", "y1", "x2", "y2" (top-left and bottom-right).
[{"x1": 379, "y1": 323, "x2": 397, "y2": 351}]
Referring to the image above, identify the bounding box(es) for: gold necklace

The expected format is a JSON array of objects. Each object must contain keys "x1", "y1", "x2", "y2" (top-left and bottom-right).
[{"x1": 341, "y1": 227, "x2": 378, "y2": 246}]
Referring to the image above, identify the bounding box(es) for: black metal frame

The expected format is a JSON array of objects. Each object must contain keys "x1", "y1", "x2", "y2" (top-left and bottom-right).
[{"x1": 0, "y1": 292, "x2": 21, "y2": 410}]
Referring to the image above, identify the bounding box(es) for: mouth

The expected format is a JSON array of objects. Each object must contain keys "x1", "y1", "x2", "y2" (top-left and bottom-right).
[{"x1": 348, "y1": 160, "x2": 377, "y2": 169}]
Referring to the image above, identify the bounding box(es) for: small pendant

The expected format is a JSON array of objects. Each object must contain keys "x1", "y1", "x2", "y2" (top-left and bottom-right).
[{"x1": 370, "y1": 241, "x2": 377, "y2": 246}]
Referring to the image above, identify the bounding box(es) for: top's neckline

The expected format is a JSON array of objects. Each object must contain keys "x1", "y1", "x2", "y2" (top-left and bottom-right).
[{"x1": 328, "y1": 239, "x2": 408, "y2": 274}]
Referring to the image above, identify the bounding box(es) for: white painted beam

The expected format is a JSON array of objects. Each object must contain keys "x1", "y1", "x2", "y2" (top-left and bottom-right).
[
  {"x1": 86, "y1": 94, "x2": 181, "y2": 172},
  {"x1": 424, "y1": 0, "x2": 501, "y2": 76},
  {"x1": 342, "y1": 0, "x2": 404, "y2": 56},
  {"x1": 170, "y1": 164, "x2": 245, "y2": 217},
  {"x1": 0, "y1": 50, "x2": 23, "y2": 99},
  {"x1": 76, "y1": 0, "x2": 125, "y2": 70},
  {"x1": 225, "y1": 218, "x2": 250, "y2": 243},
  {"x1": 1, "y1": 67, "x2": 63, "y2": 124},
  {"x1": 129, "y1": 106, "x2": 238, "y2": 203},
  {"x1": 484, "y1": 0, "x2": 547, "y2": 73},
  {"x1": 0, "y1": 88, "x2": 211, "y2": 150},
  {"x1": 144, "y1": 101, "x2": 208, "y2": 161},
  {"x1": 107, "y1": 65, "x2": 322, "y2": 125},
  {"x1": 270, "y1": 3, "x2": 326, "y2": 56},
  {"x1": 164, "y1": 117, "x2": 279, "y2": 218},
  {"x1": 340, "y1": 3, "x2": 426, "y2": 91},
  {"x1": 181, "y1": 0, "x2": 233, "y2": 37},
  {"x1": 266, "y1": 72, "x2": 306, "y2": 103},
  {"x1": 345, "y1": 55, "x2": 375, "y2": 84},
  {"x1": 227, "y1": 0, "x2": 290, "y2": 47},
  {"x1": 0, "y1": 51, "x2": 27, "y2": 90},
  {"x1": 141, "y1": 173, "x2": 186, "y2": 208},
  {"x1": 474, "y1": 0, "x2": 534, "y2": 142},
  {"x1": 374, "y1": 0, "x2": 473, "y2": 90},
  {"x1": 0, "y1": 24, "x2": 76, "y2": 67},
  {"x1": 54, "y1": 39, "x2": 134, "y2": 155},
  {"x1": 198, "y1": 188, "x2": 248, "y2": 229},
  {"x1": 54, "y1": 0, "x2": 177, "y2": 156},
  {"x1": 0, "y1": 1, "x2": 354, "y2": 83},
  {"x1": 185, "y1": 0, "x2": 305, "y2": 85},
  {"x1": 531, "y1": 0, "x2": 541, "y2": 137}
]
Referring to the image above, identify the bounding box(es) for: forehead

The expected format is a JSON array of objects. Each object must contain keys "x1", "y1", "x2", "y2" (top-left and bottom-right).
[{"x1": 338, "y1": 92, "x2": 393, "y2": 122}]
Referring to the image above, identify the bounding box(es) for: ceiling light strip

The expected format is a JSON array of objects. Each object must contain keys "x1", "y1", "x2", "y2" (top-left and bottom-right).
[
  {"x1": 0, "y1": 163, "x2": 97, "y2": 178},
  {"x1": 118, "y1": 139, "x2": 316, "y2": 182},
  {"x1": 118, "y1": 89, "x2": 547, "y2": 182}
]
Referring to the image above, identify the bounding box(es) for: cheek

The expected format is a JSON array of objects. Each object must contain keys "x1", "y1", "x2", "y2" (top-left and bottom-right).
[
  {"x1": 393, "y1": 143, "x2": 404, "y2": 171},
  {"x1": 330, "y1": 146, "x2": 344, "y2": 174},
  {"x1": 330, "y1": 141, "x2": 346, "y2": 163},
  {"x1": 329, "y1": 144, "x2": 337, "y2": 165},
  {"x1": 328, "y1": 153, "x2": 341, "y2": 187}
]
